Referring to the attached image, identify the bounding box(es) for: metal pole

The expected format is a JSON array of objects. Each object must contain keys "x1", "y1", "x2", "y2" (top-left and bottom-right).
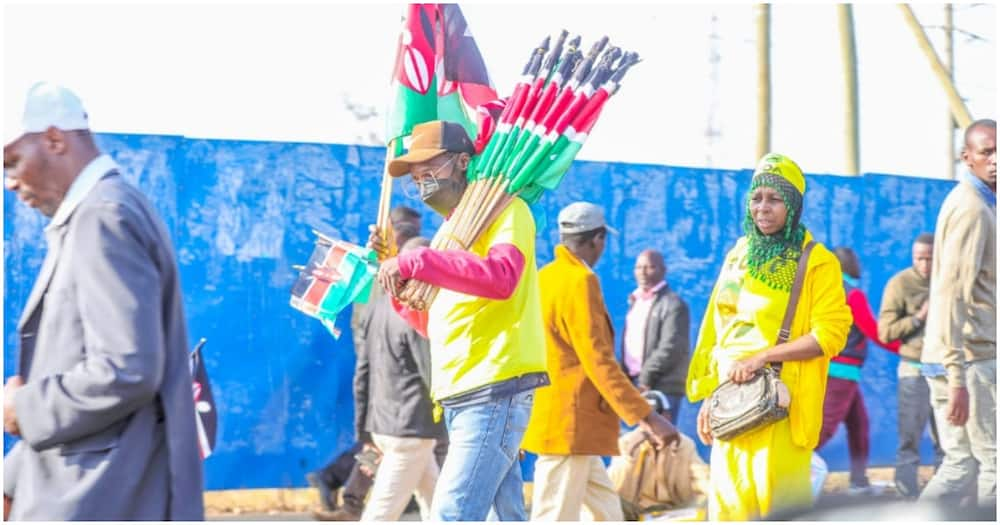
[
  {"x1": 756, "y1": 4, "x2": 771, "y2": 160},
  {"x1": 898, "y1": 3, "x2": 973, "y2": 129},
  {"x1": 838, "y1": 4, "x2": 860, "y2": 175}
]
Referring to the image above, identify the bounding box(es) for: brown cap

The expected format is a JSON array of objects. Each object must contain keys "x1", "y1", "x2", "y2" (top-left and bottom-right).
[{"x1": 388, "y1": 121, "x2": 475, "y2": 177}]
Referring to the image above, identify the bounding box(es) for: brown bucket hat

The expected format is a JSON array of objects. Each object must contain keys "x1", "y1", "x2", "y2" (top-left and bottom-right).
[{"x1": 388, "y1": 121, "x2": 475, "y2": 177}]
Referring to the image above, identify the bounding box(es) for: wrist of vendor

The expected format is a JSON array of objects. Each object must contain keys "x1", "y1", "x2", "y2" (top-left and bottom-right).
[{"x1": 396, "y1": 248, "x2": 425, "y2": 280}]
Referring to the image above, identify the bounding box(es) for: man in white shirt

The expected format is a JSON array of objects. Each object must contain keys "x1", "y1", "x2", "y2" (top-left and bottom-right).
[{"x1": 622, "y1": 250, "x2": 691, "y2": 422}]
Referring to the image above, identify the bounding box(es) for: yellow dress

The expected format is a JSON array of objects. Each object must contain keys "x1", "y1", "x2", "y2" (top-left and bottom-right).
[{"x1": 686, "y1": 232, "x2": 852, "y2": 520}]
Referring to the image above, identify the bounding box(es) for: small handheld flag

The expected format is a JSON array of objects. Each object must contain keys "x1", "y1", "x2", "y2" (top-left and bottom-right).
[
  {"x1": 190, "y1": 338, "x2": 217, "y2": 459},
  {"x1": 289, "y1": 231, "x2": 378, "y2": 338}
]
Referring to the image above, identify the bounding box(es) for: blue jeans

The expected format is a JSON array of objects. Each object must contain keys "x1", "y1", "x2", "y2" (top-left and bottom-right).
[{"x1": 430, "y1": 390, "x2": 534, "y2": 521}]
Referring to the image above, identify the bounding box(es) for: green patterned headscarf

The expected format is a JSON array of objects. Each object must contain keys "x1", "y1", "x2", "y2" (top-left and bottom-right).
[{"x1": 742, "y1": 153, "x2": 808, "y2": 291}]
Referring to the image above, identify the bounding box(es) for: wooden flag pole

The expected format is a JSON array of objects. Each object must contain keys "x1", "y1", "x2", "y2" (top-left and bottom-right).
[
  {"x1": 376, "y1": 139, "x2": 398, "y2": 261},
  {"x1": 755, "y1": 3, "x2": 772, "y2": 160},
  {"x1": 898, "y1": 4, "x2": 973, "y2": 129},
  {"x1": 838, "y1": 4, "x2": 860, "y2": 176}
]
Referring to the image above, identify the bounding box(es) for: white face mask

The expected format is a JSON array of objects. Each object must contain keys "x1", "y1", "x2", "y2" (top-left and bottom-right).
[{"x1": 415, "y1": 156, "x2": 465, "y2": 216}]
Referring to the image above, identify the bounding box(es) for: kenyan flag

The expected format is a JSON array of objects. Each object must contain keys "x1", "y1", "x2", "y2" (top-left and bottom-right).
[
  {"x1": 289, "y1": 235, "x2": 377, "y2": 339},
  {"x1": 386, "y1": 4, "x2": 498, "y2": 154}
]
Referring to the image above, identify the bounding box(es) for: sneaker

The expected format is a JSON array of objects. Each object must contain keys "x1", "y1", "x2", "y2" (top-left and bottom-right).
[
  {"x1": 306, "y1": 472, "x2": 338, "y2": 511},
  {"x1": 894, "y1": 478, "x2": 918, "y2": 499},
  {"x1": 847, "y1": 482, "x2": 882, "y2": 497}
]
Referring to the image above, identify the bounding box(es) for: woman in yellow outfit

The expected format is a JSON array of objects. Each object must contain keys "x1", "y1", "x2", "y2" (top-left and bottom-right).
[{"x1": 686, "y1": 153, "x2": 852, "y2": 520}]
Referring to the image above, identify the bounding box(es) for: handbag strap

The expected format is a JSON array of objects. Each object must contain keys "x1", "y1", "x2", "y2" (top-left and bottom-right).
[{"x1": 771, "y1": 240, "x2": 816, "y2": 371}]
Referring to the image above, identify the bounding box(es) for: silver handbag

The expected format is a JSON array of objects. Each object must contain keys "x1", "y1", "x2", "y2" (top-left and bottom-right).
[
  {"x1": 708, "y1": 366, "x2": 791, "y2": 441},
  {"x1": 707, "y1": 241, "x2": 814, "y2": 441}
]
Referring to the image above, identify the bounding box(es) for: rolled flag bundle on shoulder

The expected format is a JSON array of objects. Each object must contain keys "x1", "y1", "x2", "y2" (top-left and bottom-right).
[
  {"x1": 190, "y1": 338, "x2": 217, "y2": 460},
  {"x1": 398, "y1": 31, "x2": 640, "y2": 311},
  {"x1": 289, "y1": 231, "x2": 378, "y2": 338}
]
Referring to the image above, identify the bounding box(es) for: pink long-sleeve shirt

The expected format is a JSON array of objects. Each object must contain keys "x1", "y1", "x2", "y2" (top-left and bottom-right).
[{"x1": 390, "y1": 243, "x2": 525, "y2": 337}]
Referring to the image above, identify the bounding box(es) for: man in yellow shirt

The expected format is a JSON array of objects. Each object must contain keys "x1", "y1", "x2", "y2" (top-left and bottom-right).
[
  {"x1": 373, "y1": 121, "x2": 548, "y2": 521},
  {"x1": 523, "y1": 201, "x2": 678, "y2": 520}
]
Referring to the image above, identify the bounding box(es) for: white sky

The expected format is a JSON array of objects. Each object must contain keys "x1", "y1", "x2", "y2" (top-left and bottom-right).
[{"x1": 2, "y1": 1, "x2": 997, "y2": 178}]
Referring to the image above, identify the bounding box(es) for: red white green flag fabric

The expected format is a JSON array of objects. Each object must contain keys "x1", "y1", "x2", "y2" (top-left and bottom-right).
[
  {"x1": 386, "y1": 3, "x2": 498, "y2": 154},
  {"x1": 289, "y1": 237, "x2": 377, "y2": 339}
]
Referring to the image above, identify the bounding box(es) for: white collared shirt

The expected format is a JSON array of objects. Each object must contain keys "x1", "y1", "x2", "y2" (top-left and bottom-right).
[
  {"x1": 623, "y1": 280, "x2": 667, "y2": 377},
  {"x1": 46, "y1": 154, "x2": 119, "y2": 232}
]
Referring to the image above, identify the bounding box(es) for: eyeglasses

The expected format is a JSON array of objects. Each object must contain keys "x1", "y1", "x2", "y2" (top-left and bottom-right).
[{"x1": 401, "y1": 155, "x2": 456, "y2": 199}]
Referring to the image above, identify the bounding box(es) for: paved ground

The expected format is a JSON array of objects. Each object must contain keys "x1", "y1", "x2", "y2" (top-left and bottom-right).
[
  {"x1": 209, "y1": 510, "x2": 420, "y2": 521},
  {"x1": 210, "y1": 512, "x2": 313, "y2": 521},
  {"x1": 209, "y1": 466, "x2": 982, "y2": 521}
]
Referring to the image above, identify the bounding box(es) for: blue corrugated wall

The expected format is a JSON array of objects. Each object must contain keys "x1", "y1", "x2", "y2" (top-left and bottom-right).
[{"x1": 4, "y1": 133, "x2": 953, "y2": 489}]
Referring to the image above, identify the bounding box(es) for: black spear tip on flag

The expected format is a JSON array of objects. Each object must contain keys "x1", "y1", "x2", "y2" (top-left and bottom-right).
[
  {"x1": 190, "y1": 338, "x2": 217, "y2": 460},
  {"x1": 585, "y1": 46, "x2": 618, "y2": 89},
  {"x1": 566, "y1": 35, "x2": 582, "y2": 55},
  {"x1": 573, "y1": 42, "x2": 602, "y2": 85},
  {"x1": 518, "y1": 29, "x2": 552, "y2": 76},
  {"x1": 543, "y1": 30, "x2": 569, "y2": 74},
  {"x1": 584, "y1": 44, "x2": 619, "y2": 87},
  {"x1": 538, "y1": 36, "x2": 551, "y2": 54},
  {"x1": 558, "y1": 49, "x2": 582, "y2": 80},
  {"x1": 608, "y1": 52, "x2": 642, "y2": 93},
  {"x1": 525, "y1": 36, "x2": 551, "y2": 78},
  {"x1": 528, "y1": 50, "x2": 546, "y2": 78},
  {"x1": 587, "y1": 36, "x2": 610, "y2": 60},
  {"x1": 521, "y1": 46, "x2": 536, "y2": 76},
  {"x1": 606, "y1": 47, "x2": 623, "y2": 67}
]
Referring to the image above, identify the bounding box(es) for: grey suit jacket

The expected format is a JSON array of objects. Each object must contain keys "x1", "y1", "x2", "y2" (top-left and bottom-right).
[
  {"x1": 622, "y1": 284, "x2": 691, "y2": 397},
  {"x1": 3, "y1": 172, "x2": 204, "y2": 520},
  {"x1": 353, "y1": 293, "x2": 445, "y2": 441}
]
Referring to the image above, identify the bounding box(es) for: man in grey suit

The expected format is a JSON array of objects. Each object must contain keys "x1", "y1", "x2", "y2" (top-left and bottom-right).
[{"x1": 2, "y1": 82, "x2": 204, "y2": 520}]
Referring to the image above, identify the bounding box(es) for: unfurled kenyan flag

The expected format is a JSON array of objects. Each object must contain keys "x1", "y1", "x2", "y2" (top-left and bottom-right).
[
  {"x1": 386, "y1": 3, "x2": 498, "y2": 154},
  {"x1": 289, "y1": 236, "x2": 378, "y2": 339}
]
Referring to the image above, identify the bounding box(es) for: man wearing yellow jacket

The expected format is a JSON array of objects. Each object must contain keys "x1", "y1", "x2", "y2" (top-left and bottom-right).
[{"x1": 523, "y1": 202, "x2": 678, "y2": 521}]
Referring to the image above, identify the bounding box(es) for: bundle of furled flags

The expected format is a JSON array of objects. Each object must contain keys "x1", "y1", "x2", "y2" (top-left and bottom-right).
[
  {"x1": 289, "y1": 231, "x2": 378, "y2": 338},
  {"x1": 397, "y1": 31, "x2": 641, "y2": 311}
]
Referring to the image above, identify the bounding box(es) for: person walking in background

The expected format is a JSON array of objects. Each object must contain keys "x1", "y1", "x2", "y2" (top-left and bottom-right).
[
  {"x1": 371, "y1": 121, "x2": 548, "y2": 521},
  {"x1": 816, "y1": 247, "x2": 901, "y2": 495},
  {"x1": 344, "y1": 236, "x2": 446, "y2": 521},
  {"x1": 308, "y1": 206, "x2": 422, "y2": 518},
  {"x1": 622, "y1": 249, "x2": 691, "y2": 423},
  {"x1": 2, "y1": 82, "x2": 204, "y2": 520},
  {"x1": 686, "y1": 153, "x2": 852, "y2": 520},
  {"x1": 523, "y1": 202, "x2": 678, "y2": 521},
  {"x1": 920, "y1": 119, "x2": 996, "y2": 509},
  {"x1": 878, "y1": 232, "x2": 944, "y2": 499}
]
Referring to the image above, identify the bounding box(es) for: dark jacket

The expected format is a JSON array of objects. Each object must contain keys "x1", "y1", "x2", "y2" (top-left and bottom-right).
[
  {"x1": 622, "y1": 284, "x2": 691, "y2": 397},
  {"x1": 354, "y1": 293, "x2": 444, "y2": 441},
  {"x1": 6, "y1": 171, "x2": 203, "y2": 520}
]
